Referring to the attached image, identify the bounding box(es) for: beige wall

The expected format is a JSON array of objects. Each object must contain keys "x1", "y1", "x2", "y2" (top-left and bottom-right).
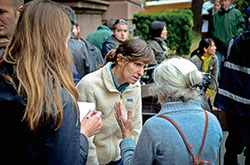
[
  {"x1": 76, "y1": 14, "x2": 103, "y2": 38},
  {"x1": 103, "y1": 0, "x2": 142, "y2": 23}
]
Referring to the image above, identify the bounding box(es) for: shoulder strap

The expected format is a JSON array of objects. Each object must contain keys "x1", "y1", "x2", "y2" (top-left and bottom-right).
[{"x1": 158, "y1": 110, "x2": 209, "y2": 165}]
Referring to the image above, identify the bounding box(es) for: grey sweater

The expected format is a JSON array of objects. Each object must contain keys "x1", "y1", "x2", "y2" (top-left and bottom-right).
[{"x1": 120, "y1": 101, "x2": 223, "y2": 165}]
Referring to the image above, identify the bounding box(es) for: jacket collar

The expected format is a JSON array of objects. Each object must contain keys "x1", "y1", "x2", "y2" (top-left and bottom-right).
[
  {"x1": 158, "y1": 100, "x2": 202, "y2": 115},
  {"x1": 218, "y1": 5, "x2": 234, "y2": 14},
  {"x1": 97, "y1": 25, "x2": 112, "y2": 32},
  {"x1": 101, "y1": 62, "x2": 140, "y2": 93}
]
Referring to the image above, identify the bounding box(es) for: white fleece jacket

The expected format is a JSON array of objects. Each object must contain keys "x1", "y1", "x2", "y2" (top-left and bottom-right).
[{"x1": 76, "y1": 62, "x2": 142, "y2": 165}]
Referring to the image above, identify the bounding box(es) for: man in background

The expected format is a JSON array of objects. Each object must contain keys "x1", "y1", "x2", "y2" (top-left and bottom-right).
[
  {"x1": 61, "y1": 5, "x2": 90, "y2": 81},
  {"x1": 209, "y1": 0, "x2": 245, "y2": 78},
  {"x1": 0, "y1": 0, "x2": 24, "y2": 56},
  {"x1": 215, "y1": 15, "x2": 250, "y2": 165}
]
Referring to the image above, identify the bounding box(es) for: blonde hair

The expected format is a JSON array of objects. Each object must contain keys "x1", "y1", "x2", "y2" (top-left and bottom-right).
[
  {"x1": 0, "y1": 0, "x2": 78, "y2": 131},
  {"x1": 150, "y1": 57, "x2": 203, "y2": 102}
]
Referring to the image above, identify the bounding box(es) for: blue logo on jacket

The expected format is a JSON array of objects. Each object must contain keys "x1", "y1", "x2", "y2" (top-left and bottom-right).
[{"x1": 127, "y1": 99, "x2": 133, "y2": 102}]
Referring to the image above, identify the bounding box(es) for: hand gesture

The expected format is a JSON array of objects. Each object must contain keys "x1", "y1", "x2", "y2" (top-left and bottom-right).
[
  {"x1": 80, "y1": 110, "x2": 103, "y2": 138},
  {"x1": 114, "y1": 102, "x2": 132, "y2": 139}
]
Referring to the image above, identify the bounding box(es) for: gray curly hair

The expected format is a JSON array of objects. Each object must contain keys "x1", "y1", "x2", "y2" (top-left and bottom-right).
[{"x1": 149, "y1": 57, "x2": 203, "y2": 103}]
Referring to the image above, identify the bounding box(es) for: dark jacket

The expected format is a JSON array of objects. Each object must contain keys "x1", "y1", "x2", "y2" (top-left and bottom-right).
[
  {"x1": 0, "y1": 63, "x2": 88, "y2": 164},
  {"x1": 102, "y1": 35, "x2": 120, "y2": 58},
  {"x1": 215, "y1": 30, "x2": 250, "y2": 116},
  {"x1": 83, "y1": 39, "x2": 104, "y2": 72},
  {"x1": 68, "y1": 36, "x2": 90, "y2": 79}
]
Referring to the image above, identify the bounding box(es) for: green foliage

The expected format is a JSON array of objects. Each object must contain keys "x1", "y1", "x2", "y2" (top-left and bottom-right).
[
  {"x1": 237, "y1": 0, "x2": 250, "y2": 24},
  {"x1": 133, "y1": 9, "x2": 193, "y2": 55}
]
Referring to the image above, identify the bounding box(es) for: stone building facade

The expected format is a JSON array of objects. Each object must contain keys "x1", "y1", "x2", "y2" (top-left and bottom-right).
[{"x1": 54, "y1": 0, "x2": 142, "y2": 38}]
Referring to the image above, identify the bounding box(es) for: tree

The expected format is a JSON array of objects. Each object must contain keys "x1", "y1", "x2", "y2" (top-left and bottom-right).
[{"x1": 191, "y1": 0, "x2": 203, "y2": 35}]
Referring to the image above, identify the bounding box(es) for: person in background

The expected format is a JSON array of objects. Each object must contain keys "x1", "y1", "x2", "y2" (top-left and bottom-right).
[
  {"x1": 190, "y1": 38, "x2": 218, "y2": 109},
  {"x1": 102, "y1": 18, "x2": 129, "y2": 58},
  {"x1": 214, "y1": 15, "x2": 250, "y2": 165},
  {"x1": 76, "y1": 39, "x2": 154, "y2": 165},
  {"x1": 209, "y1": 0, "x2": 245, "y2": 79},
  {"x1": 86, "y1": 19, "x2": 115, "y2": 52},
  {"x1": 0, "y1": 0, "x2": 24, "y2": 56},
  {"x1": 213, "y1": 0, "x2": 221, "y2": 12},
  {"x1": 232, "y1": 1, "x2": 239, "y2": 9},
  {"x1": 61, "y1": 5, "x2": 90, "y2": 80},
  {"x1": 114, "y1": 57, "x2": 222, "y2": 165},
  {"x1": 201, "y1": 0, "x2": 215, "y2": 39},
  {"x1": 72, "y1": 24, "x2": 104, "y2": 73},
  {"x1": 148, "y1": 20, "x2": 168, "y2": 64}
]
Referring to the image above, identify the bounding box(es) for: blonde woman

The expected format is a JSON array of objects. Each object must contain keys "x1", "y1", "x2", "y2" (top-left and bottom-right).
[
  {"x1": 77, "y1": 39, "x2": 154, "y2": 165},
  {"x1": 0, "y1": 0, "x2": 102, "y2": 164},
  {"x1": 114, "y1": 57, "x2": 222, "y2": 164}
]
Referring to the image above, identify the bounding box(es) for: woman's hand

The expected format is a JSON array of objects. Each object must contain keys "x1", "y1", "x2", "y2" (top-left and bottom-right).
[
  {"x1": 80, "y1": 110, "x2": 103, "y2": 138},
  {"x1": 114, "y1": 102, "x2": 132, "y2": 139}
]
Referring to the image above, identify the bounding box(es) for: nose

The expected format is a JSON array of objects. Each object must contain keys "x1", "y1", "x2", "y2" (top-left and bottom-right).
[{"x1": 138, "y1": 67, "x2": 144, "y2": 77}]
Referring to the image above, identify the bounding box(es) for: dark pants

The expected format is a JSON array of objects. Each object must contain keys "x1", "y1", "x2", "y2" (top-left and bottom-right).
[{"x1": 224, "y1": 113, "x2": 250, "y2": 165}]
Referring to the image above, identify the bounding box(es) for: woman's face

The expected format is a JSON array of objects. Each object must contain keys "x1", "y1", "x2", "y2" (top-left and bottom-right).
[
  {"x1": 160, "y1": 26, "x2": 167, "y2": 40},
  {"x1": 119, "y1": 60, "x2": 147, "y2": 84},
  {"x1": 214, "y1": 2, "x2": 221, "y2": 12},
  {"x1": 206, "y1": 41, "x2": 217, "y2": 56}
]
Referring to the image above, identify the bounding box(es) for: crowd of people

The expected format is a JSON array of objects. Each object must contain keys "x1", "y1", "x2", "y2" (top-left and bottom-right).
[{"x1": 0, "y1": 0, "x2": 249, "y2": 164}]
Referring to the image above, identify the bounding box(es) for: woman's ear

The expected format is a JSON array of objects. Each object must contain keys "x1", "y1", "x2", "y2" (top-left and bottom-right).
[
  {"x1": 203, "y1": 47, "x2": 208, "y2": 53},
  {"x1": 116, "y1": 54, "x2": 123, "y2": 65}
]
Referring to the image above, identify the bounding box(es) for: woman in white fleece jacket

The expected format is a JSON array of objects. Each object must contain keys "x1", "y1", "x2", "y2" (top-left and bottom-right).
[{"x1": 76, "y1": 39, "x2": 154, "y2": 165}]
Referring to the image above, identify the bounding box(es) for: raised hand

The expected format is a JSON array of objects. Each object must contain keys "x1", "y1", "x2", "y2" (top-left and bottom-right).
[{"x1": 114, "y1": 102, "x2": 132, "y2": 139}]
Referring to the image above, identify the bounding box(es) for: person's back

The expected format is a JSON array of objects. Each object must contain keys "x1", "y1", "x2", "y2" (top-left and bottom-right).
[
  {"x1": 215, "y1": 30, "x2": 250, "y2": 116},
  {"x1": 86, "y1": 24, "x2": 113, "y2": 51},
  {"x1": 132, "y1": 101, "x2": 222, "y2": 164},
  {"x1": 83, "y1": 39, "x2": 104, "y2": 72},
  {"x1": 68, "y1": 35, "x2": 90, "y2": 79},
  {"x1": 214, "y1": 29, "x2": 250, "y2": 165}
]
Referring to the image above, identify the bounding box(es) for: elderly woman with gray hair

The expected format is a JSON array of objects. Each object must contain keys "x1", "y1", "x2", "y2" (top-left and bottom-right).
[{"x1": 114, "y1": 57, "x2": 223, "y2": 165}]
